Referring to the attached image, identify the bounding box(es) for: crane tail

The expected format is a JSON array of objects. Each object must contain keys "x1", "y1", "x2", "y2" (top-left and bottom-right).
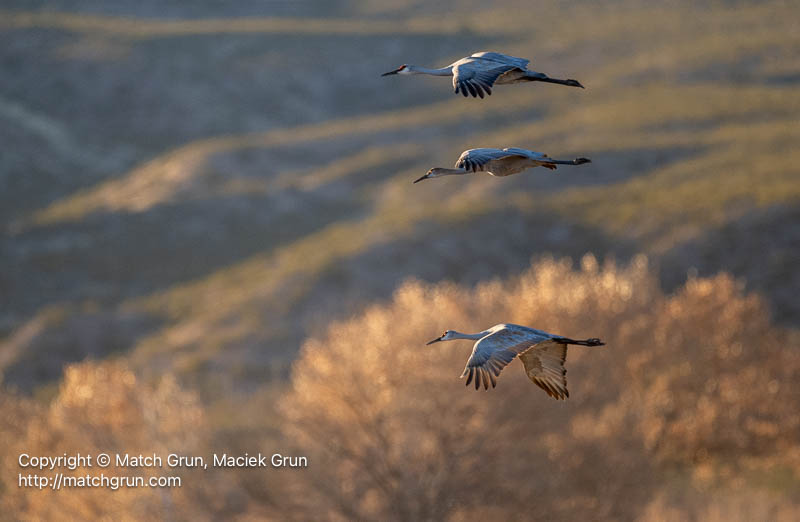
[
  {"x1": 523, "y1": 74, "x2": 584, "y2": 88},
  {"x1": 548, "y1": 158, "x2": 591, "y2": 166},
  {"x1": 555, "y1": 337, "x2": 605, "y2": 347}
]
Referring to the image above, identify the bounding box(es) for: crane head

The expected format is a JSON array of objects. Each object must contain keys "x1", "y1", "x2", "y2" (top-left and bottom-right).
[
  {"x1": 382, "y1": 64, "x2": 409, "y2": 76},
  {"x1": 427, "y1": 330, "x2": 453, "y2": 344},
  {"x1": 413, "y1": 168, "x2": 433, "y2": 183},
  {"x1": 413, "y1": 167, "x2": 449, "y2": 183},
  {"x1": 565, "y1": 79, "x2": 584, "y2": 88}
]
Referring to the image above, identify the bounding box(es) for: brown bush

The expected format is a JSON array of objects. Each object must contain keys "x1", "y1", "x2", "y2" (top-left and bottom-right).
[
  {"x1": 1, "y1": 256, "x2": 797, "y2": 521},
  {"x1": 281, "y1": 255, "x2": 800, "y2": 521},
  {"x1": 0, "y1": 361, "x2": 236, "y2": 520},
  {"x1": 623, "y1": 275, "x2": 800, "y2": 466}
]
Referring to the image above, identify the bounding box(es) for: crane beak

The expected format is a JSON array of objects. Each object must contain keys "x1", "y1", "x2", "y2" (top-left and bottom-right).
[
  {"x1": 413, "y1": 172, "x2": 430, "y2": 184},
  {"x1": 426, "y1": 336, "x2": 443, "y2": 345},
  {"x1": 381, "y1": 67, "x2": 402, "y2": 77}
]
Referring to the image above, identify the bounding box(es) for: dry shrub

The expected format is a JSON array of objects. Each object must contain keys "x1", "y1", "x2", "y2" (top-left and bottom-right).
[
  {"x1": 281, "y1": 255, "x2": 800, "y2": 521},
  {"x1": 1, "y1": 256, "x2": 797, "y2": 521},
  {"x1": 642, "y1": 488, "x2": 800, "y2": 522},
  {"x1": 623, "y1": 275, "x2": 800, "y2": 466},
  {"x1": 0, "y1": 360, "x2": 236, "y2": 521}
]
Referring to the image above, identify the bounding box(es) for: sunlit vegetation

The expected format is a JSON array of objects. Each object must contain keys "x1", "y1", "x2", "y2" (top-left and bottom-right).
[
  {"x1": 281, "y1": 256, "x2": 800, "y2": 520},
  {"x1": 4, "y1": 258, "x2": 797, "y2": 519},
  {"x1": 0, "y1": 361, "x2": 231, "y2": 519},
  {"x1": 1, "y1": 0, "x2": 799, "y2": 518}
]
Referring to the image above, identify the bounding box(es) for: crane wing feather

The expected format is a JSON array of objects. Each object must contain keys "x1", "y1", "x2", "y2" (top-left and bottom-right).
[
  {"x1": 502, "y1": 147, "x2": 548, "y2": 160},
  {"x1": 452, "y1": 62, "x2": 519, "y2": 98},
  {"x1": 502, "y1": 147, "x2": 559, "y2": 170},
  {"x1": 518, "y1": 340, "x2": 569, "y2": 400},
  {"x1": 469, "y1": 52, "x2": 530, "y2": 69},
  {"x1": 461, "y1": 328, "x2": 549, "y2": 390},
  {"x1": 455, "y1": 148, "x2": 529, "y2": 171}
]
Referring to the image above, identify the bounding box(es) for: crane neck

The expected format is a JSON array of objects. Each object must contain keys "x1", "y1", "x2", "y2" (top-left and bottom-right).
[
  {"x1": 429, "y1": 167, "x2": 468, "y2": 178},
  {"x1": 449, "y1": 330, "x2": 488, "y2": 341},
  {"x1": 408, "y1": 65, "x2": 453, "y2": 76}
]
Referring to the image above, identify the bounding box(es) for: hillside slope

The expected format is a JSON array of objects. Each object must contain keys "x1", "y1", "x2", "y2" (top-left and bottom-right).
[{"x1": 1, "y1": 1, "x2": 798, "y2": 394}]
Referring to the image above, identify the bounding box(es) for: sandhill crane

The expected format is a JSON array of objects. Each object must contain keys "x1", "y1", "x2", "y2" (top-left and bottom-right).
[
  {"x1": 382, "y1": 51, "x2": 583, "y2": 98},
  {"x1": 414, "y1": 147, "x2": 591, "y2": 183},
  {"x1": 426, "y1": 323, "x2": 605, "y2": 399}
]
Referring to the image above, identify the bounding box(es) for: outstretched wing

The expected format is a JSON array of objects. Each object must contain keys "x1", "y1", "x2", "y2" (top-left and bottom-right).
[
  {"x1": 501, "y1": 147, "x2": 558, "y2": 170},
  {"x1": 469, "y1": 52, "x2": 530, "y2": 69},
  {"x1": 455, "y1": 148, "x2": 528, "y2": 172},
  {"x1": 452, "y1": 61, "x2": 520, "y2": 98},
  {"x1": 461, "y1": 328, "x2": 549, "y2": 390},
  {"x1": 501, "y1": 147, "x2": 548, "y2": 160},
  {"x1": 518, "y1": 340, "x2": 569, "y2": 400}
]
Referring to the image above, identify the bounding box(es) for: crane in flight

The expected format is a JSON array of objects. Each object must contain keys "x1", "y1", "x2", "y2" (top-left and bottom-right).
[
  {"x1": 382, "y1": 51, "x2": 584, "y2": 98},
  {"x1": 414, "y1": 147, "x2": 591, "y2": 183},
  {"x1": 426, "y1": 323, "x2": 605, "y2": 399}
]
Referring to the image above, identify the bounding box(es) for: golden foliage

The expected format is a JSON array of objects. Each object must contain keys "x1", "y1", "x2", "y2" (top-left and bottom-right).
[
  {"x1": 1, "y1": 258, "x2": 798, "y2": 520},
  {"x1": 0, "y1": 361, "x2": 233, "y2": 521},
  {"x1": 281, "y1": 256, "x2": 800, "y2": 520}
]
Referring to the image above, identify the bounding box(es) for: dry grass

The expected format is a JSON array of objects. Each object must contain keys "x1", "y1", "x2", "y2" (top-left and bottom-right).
[
  {"x1": 0, "y1": 10, "x2": 487, "y2": 38},
  {"x1": 20, "y1": 0, "x2": 798, "y2": 385},
  {"x1": 4, "y1": 2, "x2": 796, "y2": 390}
]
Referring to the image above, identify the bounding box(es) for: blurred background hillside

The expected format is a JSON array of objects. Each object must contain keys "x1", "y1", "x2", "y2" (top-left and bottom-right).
[{"x1": 1, "y1": 0, "x2": 799, "y2": 519}]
